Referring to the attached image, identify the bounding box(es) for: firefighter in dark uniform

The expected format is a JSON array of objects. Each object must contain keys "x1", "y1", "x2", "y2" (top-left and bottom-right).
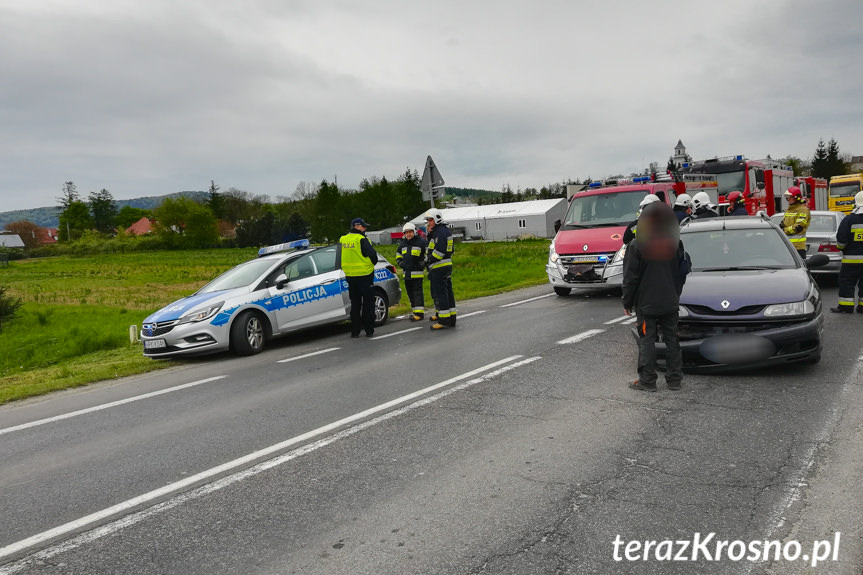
[
  {"x1": 832, "y1": 191, "x2": 863, "y2": 314},
  {"x1": 425, "y1": 208, "x2": 456, "y2": 330},
  {"x1": 336, "y1": 217, "x2": 379, "y2": 337},
  {"x1": 726, "y1": 191, "x2": 749, "y2": 216},
  {"x1": 691, "y1": 192, "x2": 718, "y2": 219},
  {"x1": 396, "y1": 222, "x2": 427, "y2": 321}
]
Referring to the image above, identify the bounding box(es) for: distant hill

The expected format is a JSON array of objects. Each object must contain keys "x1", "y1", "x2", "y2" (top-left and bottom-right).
[{"x1": 0, "y1": 191, "x2": 209, "y2": 229}]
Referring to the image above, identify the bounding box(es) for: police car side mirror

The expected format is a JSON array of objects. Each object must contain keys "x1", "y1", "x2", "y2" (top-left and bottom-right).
[
  {"x1": 274, "y1": 273, "x2": 289, "y2": 289},
  {"x1": 804, "y1": 253, "x2": 830, "y2": 269}
]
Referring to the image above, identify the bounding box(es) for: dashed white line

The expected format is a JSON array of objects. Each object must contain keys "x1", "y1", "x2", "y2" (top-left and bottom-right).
[
  {"x1": 0, "y1": 355, "x2": 527, "y2": 567},
  {"x1": 370, "y1": 327, "x2": 422, "y2": 340},
  {"x1": 277, "y1": 347, "x2": 340, "y2": 363},
  {"x1": 457, "y1": 310, "x2": 486, "y2": 319},
  {"x1": 0, "y1": 376, "x2": 228, "y2": 437},
  {"x1": 500, "y1": 293, "x2": 556, "y2": 307},
  {"x1": 621, "y1": 317, "x2": 638, "y2": 324},
  {"x1": 557, "y1": 329, "x2": 605, "y2": 345},
  {"x1": 604, "y1": 315, "x2": 630, "y2": 325}
]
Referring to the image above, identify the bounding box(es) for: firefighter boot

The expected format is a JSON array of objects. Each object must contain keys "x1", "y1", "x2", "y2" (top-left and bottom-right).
[
  {"x1": 430, "y1": 321, "x2": 450, "y2": 330},
  {"x1": 830, "y1": 306, "x2": 854, "y2": 314},
  {"x1": 857, "y1": 305, "x2": 863, "y2": 314},
  {"x1": 409, "y1": 314, "x2": 424, "y2": 322},
  {"x1": 428, "y1": 315, "x2": 439, "y2": 322}
]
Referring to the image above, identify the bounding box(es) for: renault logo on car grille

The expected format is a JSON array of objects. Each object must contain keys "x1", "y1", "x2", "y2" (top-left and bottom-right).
[
  {"x1": 721, "y1": 300, "x2": 730, "y2": 309},
  {"x1": 582, "y1": 244, "x2": 589, "y2": 251}
]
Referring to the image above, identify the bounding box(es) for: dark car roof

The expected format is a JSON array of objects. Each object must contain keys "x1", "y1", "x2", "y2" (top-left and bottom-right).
[{"x1": 680, "y1": 216, "x2": 777, "y2": 233}]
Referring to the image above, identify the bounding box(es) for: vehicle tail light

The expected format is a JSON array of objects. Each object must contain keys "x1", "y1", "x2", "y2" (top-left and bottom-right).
[
  {"x1": 386, "y1": 264, "x2": 397, "y2": 274},
  {"x1": 818, "y1": 242, "x2": 841, "y2": 253}
]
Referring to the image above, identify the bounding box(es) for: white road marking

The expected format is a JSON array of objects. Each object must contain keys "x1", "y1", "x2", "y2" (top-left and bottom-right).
[
  {"x1": 369, "y1": 327, "x2": 423, "y2": 340},
  {"x1": 277, "y1": 347, "x2": 340, "y2": 363},
  {"x1": 557, "y1": 329, "x2": 605, "y2": 345},
  {"x1": 604, "y1": 315, "x2": 630, "y2": 324},
  {"x1": 621, "y1": 317, "x2": 638, "y2": 324},
  {"x1": 0, "y1": 355, "x2": 527, "y2": 566},
  {"x1": 0, "y1": 376, "x2": 228, "y2": 437},
  {"x1": 500, "y1": 293, "x2": 556, "y2": 307},
  {"x1": 457, "y1": 310, "x2": 486, "y2": 319}
]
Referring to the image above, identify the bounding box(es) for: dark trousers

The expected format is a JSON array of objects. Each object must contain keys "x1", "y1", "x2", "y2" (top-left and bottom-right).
[
  {"x1": 404, "y1": 277, "x2": 425, "y2": 316},
  {"x1": 429, "y1": 267, "x2": 456, "y2": 326},
  {"x1": 837, "y1": 263, "x2": 863, "y2": 308},
  {"x1": 346, "y1": 273, "x2": 375, "y2": 335},
  {"x1": 636, "y1": 314, "x2": 682, "y2": 386}
]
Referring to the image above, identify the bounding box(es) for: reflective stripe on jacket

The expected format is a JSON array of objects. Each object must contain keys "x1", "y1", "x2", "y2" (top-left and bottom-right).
[
  {"x1": 837, "y1": 211, "x2": 863, "y2": 263},
  {"x1": 339, "y1": 232, "x2": 375, "y2": 276},
  {"x1": 426, "y1": 224, "x2": 454, "y2": 270},
  {"x1": 396, "y1": 235, "x2": 428, "y2": 276},
  {"x1": 782, "y1": 203, "x2": 810, "y2": 248}
]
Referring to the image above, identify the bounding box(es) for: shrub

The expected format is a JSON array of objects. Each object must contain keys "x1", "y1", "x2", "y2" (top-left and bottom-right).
[{"x1": 0, "y1": 285, "x2": 22, "y2": 332}]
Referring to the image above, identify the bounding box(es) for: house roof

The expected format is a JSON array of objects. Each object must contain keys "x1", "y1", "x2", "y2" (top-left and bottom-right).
[
  {"x1": 126, "y1": 217, "x2": 153, "y2": 236},
  {"x1": 411, "y1": 199, "x2": 566, "y2": 225},
  {"x1": 0, "y1": 234, "x2": 25, "y2": 248}
]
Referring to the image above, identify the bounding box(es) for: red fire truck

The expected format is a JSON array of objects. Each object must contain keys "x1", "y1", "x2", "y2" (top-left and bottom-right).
[
  {"x1": 794, "y1": 176, "x2": 829, "y2": 211},
  {"x1": 546, "y1": 174, "x2": 717, "y2": 294}
]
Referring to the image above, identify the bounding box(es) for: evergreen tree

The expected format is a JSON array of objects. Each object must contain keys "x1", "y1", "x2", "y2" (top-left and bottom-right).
[
  {"x1": 57, "y1": 181, "x2": 79, "y2": 210},
  {"x1": 207, "y1": 180, "x2": 225, "y2": 220},
  {"x1": 811, "y1": 139, "x2": 829, "y2": 179},
  {"x1": 825, "y1": 138, "x2": 847, "y2": 179},
  {"x1": 58, "y1": 201, "x2": 93, "y2": 241},
  {"x1": 88, "y1": 189, "x2": 118, "y2": 233},
  {"x1": 311, "y1": 180, "x2": 344, "y2": 243}
]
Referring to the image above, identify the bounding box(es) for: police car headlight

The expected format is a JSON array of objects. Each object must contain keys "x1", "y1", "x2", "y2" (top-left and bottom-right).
[
  {"x1": 611, "y1": 244, "x2": 627, "y2": 264},
  {"x1": 178, "y1": 302, "x2": 224, "y2": 324},
  {"x1": 764, "y1": 300, "x2": 814, "y2": 317},
  {"x1": 549, "y1": 244, "x2": 559, "y2": 263}
]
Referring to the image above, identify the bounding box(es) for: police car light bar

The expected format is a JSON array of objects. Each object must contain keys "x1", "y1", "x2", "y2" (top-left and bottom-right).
[{"x1": 258, "y1": 239, "x2": 311, "y2": 257}]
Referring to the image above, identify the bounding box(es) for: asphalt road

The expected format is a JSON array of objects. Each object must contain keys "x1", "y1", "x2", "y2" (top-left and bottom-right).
[{"x1": 1, "y1": 279, "x2": 861, "y2": 574}]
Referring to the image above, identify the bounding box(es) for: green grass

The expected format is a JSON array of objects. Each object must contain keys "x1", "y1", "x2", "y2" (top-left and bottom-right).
[{"x1": 0, "y1": 240, "x2": 550, "y2": 404}]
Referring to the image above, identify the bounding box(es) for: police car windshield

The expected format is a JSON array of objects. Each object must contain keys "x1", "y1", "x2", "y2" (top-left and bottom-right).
[
  {"x1": 563, "y1": 190, "x2": 648, "y2": 228},
  {"x1": 684, "y1": 228, "x2": 797, "y2": 272},
  {"x1": 197, "y1": 258, "x2": 280, "y2": 294}
]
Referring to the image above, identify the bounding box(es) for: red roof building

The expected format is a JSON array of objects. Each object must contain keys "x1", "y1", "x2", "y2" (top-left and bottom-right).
[{"x1": 126, "y1": 217, "x2": 153, "y2": 236}]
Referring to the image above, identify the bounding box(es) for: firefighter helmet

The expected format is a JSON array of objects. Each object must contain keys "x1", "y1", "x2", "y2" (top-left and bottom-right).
[
  {"x1": 639, "y1": 194, "x2": 660, "y2": 208},
  {"x1": 784, "y1": 186, "x2": 803, "y2": 203},
  {"x1": 726, "y1": 190, "x2": 745, "y2": 207},
  {"x1": 674, "y1": 193, "x2": 692, "y2": 208},
  {"x1": 856, "y1": 191, "x2": 863, "y2": 207},
  {"x1": 402, "y1": 222, "x2": 416, "y2": 233},
  {"x1": 425, "y1": 208, "x2": 444, "y2": 224},
  {"x1": 692, "y1": 192, "x2": 711, "y2": 210}
]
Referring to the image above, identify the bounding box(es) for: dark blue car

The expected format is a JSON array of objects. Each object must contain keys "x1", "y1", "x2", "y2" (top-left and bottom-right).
[{"x1": 657, "y1": 216, "x2": 828, "y2": 371}]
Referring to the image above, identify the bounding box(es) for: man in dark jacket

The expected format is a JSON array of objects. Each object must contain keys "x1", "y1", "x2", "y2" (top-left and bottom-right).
[
  {"x1": 832, "y1": 191, "x2": 863, "y2": 313},
  {"x1": 335, "y1": 217, "x2": 379, "y2": 337},
  {"x1": 396, "y1": 222, "x2": 428, "y2": 321},
  {"x1": 622, "y1": 202, "x2": 686, "y2": 391}
]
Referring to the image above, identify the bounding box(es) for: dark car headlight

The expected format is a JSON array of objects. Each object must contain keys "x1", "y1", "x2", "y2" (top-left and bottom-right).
[
  {"x1": 763, "y1": 300, "x2": 815, "y2": 317},
  {"x1": 178, "y1": 302, "x2": 224, "y2": 324}
]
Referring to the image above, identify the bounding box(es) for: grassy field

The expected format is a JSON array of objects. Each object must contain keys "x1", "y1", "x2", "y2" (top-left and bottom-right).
[{"x1": 0, "y1": 240, "x2": 551, "y2": 404}]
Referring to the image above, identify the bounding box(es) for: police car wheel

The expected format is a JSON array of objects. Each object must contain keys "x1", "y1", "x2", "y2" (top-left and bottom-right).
[
  {"x1": 231, "y1": 310, "x2": 266, "y2": 356},
  {"x1": 554, "y1": 287, "x2": 571, "y2": 296},
  {"x1": 373, "y1": 289, "x2": 389, "y2": 327}
]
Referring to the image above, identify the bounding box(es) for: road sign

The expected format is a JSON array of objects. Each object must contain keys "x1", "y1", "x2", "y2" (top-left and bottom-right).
[{"x1": 421, "y1": 156, "x2": 445, "y2": 204}]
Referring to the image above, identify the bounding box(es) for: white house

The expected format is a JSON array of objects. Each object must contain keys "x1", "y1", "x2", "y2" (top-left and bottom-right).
[
  {"x1": 412, "y1": 199, "x2": 568, "y2": 241},
  {"x1": 0, "y1": 233, "x2": 25, "y2": 248}
]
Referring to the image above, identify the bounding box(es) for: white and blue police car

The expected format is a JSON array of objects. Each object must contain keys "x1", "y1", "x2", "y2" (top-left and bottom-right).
[{"x1": 140, "y1": 240, "x2": 401, "y2": 358}]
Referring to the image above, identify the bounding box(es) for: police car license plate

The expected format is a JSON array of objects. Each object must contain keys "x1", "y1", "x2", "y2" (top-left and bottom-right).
[
  {"x1": 569, "y1": 256, "x2": 598, "y2": 263},
  {"x1": 144, "y1": 339, "x2": 166, "y2": 350}
]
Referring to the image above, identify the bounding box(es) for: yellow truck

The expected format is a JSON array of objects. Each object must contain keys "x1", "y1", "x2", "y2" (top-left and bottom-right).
[{"x1": 828, "y1": 173, "x2": 863, "y2": 213}]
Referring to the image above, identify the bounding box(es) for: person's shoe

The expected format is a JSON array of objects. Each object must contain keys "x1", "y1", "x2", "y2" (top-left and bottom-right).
[
  {"x1": 430, "y1": 322, "x2": 450, "y2": 330},
  {"x1": 857, "y1": 305, "x2": 863, "y2": 314},
  {"x1": 428, "y1": 315, "x2": 439, "y2": 322},
  {"x1": 409, "y1": 314, "x2": 424, "y2": 322},
  {"x1": 365, "y1": 330, "x2": 375, "y2": 337},
  {"x1": 350, "y1": 332, "x2": 360, "y2": 339},
  {"x1": 830, "y1": 306, "x2": 854, "y2": 314},
  {"x1": 666, "y1": 381, "x2": 682, "y2": 391},
  {"x1": 629, "y1": 380, "x2": 657, "y2": 392}
]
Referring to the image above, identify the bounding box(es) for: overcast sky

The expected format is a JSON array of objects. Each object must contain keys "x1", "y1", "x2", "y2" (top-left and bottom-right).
[{"x1": 1, "y1": 0, "x2": 862, "y2": 213}]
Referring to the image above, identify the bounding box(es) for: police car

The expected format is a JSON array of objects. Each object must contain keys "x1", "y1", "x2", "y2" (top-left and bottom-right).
[{"x1": 140, "y1": 240, "x2": 401, "y2": 358}]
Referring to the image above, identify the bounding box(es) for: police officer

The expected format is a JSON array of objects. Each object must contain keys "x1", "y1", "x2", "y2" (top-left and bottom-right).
[
  {"x1": 691, "y1": 192, "x2": 718, "y2": 219},
  {"x1": 673, "y1": 193, "x2": 692, "y2": 223},
  {"x1": 832, "y1": 191, "x2": 863, "y2": 314},
  {"x1": 726, "y1": 191, "x2": 749, "y2": 216},
  {"x1": 782, "y1": 186, "x2": 811, "y2": 259},
  {"x1": 425, "y1": 208, "x2": 456, "y2": 330},
  {"x1": 396, "y1": 222, "x2": 427, "y2": 321},
  {"x1": 336, "y1": 217, "x2": 379, "y2": 337},
  {"x1": 623, "y1": 194, "x2": 660, "y2": 245}
]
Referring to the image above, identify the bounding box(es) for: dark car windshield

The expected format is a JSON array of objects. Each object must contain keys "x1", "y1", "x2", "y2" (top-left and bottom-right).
[
  {"x1": 684, "y1": 228, "x2": 797, "y2": 271},
  {"x1": 563, "y1": 190, "x2": 648, "y2": 228},
  {"x1": 197, "y1": 258, "x2": 280, "y2": 294}
]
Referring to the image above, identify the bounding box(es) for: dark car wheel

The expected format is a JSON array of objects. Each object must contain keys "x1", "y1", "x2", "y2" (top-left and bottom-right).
[
  {"x1": 554, "y1": 287, "x2": 571, "y2": 296},
  {"x1": 230, "y1": 310, "x2": 266, "y2": 356},
  {"x1": 373, "y1": 289, "x2": 389, "y2": 327}
]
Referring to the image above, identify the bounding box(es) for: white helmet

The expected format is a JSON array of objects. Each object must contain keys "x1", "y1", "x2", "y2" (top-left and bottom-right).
[
  {"x1": 425, "y1": 208, "x2": 444, "y2": 224},
  {"x1": 639, "y1": 194, "x2": 660, "y2": 208},
  {"x1": 692, "y1": 192, "x2": 711, "y2": 209},
  {"x1": 855, "y1": 191, "x2": 863, "y2": 207},
  {"x1": 402, "y1": 222, "x2": 416, "y2": 233},
  {"x1": 674, "y1": 193, "x2": 692, "y2": 208}
]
